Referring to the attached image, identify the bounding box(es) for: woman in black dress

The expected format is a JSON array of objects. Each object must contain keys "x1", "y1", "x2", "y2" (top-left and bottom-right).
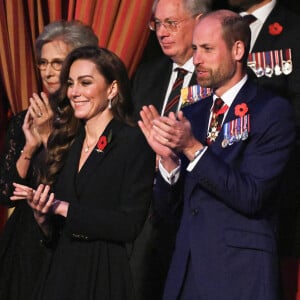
[
  {"x1": 0, "y1": 20, "x2": 98, "y2": 300},
  {"x1": 12, "y1": 46, "x2": 156, "y2": 300}
]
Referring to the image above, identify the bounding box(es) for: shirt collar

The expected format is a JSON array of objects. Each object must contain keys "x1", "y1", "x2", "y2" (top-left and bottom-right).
[
  {"x1": 241, "y1": 0, "x2": 276, "y2": 24},
  {"x1": 214, "y1": 75, "x2": 248, "y2": 108},
  {"x1": 173, "y1": 57, "x2": 194, "y2": 73}
]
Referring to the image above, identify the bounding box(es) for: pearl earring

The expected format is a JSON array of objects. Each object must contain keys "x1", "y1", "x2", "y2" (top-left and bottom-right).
[{"x1": 108, "y1": 98, "x2": 112, "y2": 109}]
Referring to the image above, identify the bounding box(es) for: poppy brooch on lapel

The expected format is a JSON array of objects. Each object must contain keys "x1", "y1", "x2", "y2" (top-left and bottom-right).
[
  {"x1": 268, "y1": 22, "x2": 283, "y2": 35},
  {"x1": 95, "y1": 130, "x2": 112, "y2": 153},
  {"x1": 221, "y1": 103, "x2": 250, "y2": 148},
  {"x1": 234, "y1": 103, "x2": 248, "y2": 117}
]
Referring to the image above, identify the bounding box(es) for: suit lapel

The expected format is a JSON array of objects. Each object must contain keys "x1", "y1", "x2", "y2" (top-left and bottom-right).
[
  {"x1": 75, "y1": 119, "x2": 124, "y2": 195},
  {"x1": 252, "y1": 4, "x2": 285, "y2": 51},
  {"x1": 183, "y1": 95, "x2": 213, "y2": 144},
  {"x1": 156, "y1": 57, "x2": 174, "y2": 112}
]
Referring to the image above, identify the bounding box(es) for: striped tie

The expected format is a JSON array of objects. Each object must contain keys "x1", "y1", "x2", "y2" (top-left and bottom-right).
[{"x1": 164, "y1": 68, "x2": 187, "y2": 116}]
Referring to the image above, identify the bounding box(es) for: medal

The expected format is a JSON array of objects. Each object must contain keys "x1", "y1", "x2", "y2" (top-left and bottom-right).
[
  {"x1": 180, "y1": 85, "x2": 211, "y2": 108},
  {"x1": 247, "y1": 52, "x2": 256, "y2": 73},
  {"x1": 241, "y1": 115, "x2": 250, "y2": 140},
  {"x1": 222, "y1": 114, "x2": 250, "y2": 147},
  {"x1": 282, "y1": 48, "x2": 293, "y2": 75},
  {"x1": 255, "y1": 52, "x2": 264, "y2": 77},
  {"x1": 274, "y1": 50, "x2": 282, "y2": 76},
  {"x1": 265, "y1": 51, "x2": 274, "y2": 78},
  {"x1": 222, "y1": 122, "x2": 230, "y2": 148}
]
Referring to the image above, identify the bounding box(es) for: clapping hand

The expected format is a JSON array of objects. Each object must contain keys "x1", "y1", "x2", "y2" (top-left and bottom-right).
[{"x1": 28, "y1": 92, "x2": 53, "y2": 146}]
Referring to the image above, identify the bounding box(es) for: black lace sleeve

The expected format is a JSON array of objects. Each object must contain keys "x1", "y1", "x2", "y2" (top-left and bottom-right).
[{"x1": 0, "y1": 110, "x2": 27, "y2": 206}]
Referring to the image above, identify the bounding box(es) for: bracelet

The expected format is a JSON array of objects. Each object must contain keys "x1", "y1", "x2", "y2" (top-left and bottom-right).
[{"x1": 21, "y1": 150, "x2": 32, "y2": 160}]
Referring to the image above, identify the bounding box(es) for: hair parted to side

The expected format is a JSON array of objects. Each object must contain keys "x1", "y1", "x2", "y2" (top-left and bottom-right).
[
  {"x1": 44, "y1": 46, "x2": 133, "y2": 185},
  {"x1": 35, "y1": 20, "x2": 99, "y2": 61},
  {"x1": 58, "y1": 46, "x2": 133, "y2": 124},
  {"x1": 152, "y1": 0, "x2": 213, "y2": 16},
  {"x1": 34, "y1": 20, "x2": 99, "y2": 185}
]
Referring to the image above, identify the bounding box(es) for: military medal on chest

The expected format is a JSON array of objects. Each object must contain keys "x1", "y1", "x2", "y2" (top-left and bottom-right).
[
  {"x1": 206, "y1": 101, "x2": 229, "y2": 145},
  {"x1": 274, "y1": 50, "x2": 282, "y2": 76},
  {"x1": 180, "y1": 84, "x2": 212, "y2": 108},
  {"x1": 282, "y1": 48, "x2": 292, "y2": 75},
  {"x1": 265, "y1": 51, "x2": 274, "y2": 78},
  {"x1": 222, "y1": 114, "x2": 250, "y2": 148},
  {"x1": 247, "y1": 48, "x2": 293, "y2": 78}
]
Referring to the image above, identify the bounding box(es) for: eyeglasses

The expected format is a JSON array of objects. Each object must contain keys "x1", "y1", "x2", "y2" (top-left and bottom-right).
[
  {"x1": 149, "y1": 18, "x2": 190, "y2": 32},
  {"x1": 37, "y1": 59, "x2": 64, "y2": 71}
]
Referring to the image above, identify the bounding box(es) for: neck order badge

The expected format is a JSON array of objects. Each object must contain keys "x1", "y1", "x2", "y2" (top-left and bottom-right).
[{"x1": 206, "y1": 98, "x2": 228, "y2": 145}]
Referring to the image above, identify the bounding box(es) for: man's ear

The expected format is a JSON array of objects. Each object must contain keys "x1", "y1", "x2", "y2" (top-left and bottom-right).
[{"x1": 233, "y1": 40, "x2": 245, "y2": 61}]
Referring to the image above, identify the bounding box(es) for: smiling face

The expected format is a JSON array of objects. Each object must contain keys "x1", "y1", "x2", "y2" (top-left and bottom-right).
[
  {"x1": 67, "y1": 59, "x2": 116, "y2": 122},
  {"x1": 39, "y1": 40, "x2": 71, "y2": 94},
  {"x1": 154, "y1": 0, "x2": 197, "y2": 65}
]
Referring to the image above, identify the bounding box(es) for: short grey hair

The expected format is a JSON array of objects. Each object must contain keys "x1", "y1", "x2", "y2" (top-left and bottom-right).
[
  {"x1": 35, "y1": 20, "x2": 99, "y2": 61},
  {"x1": 152, "y1": 0, "x2": 213, "y2": 16}
]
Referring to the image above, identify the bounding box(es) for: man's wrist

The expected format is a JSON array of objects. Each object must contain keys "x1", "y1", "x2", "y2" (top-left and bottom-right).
[
  {"x1": 192, "y1": 147, "x2": 206, "y2": 161},
  {"x1": 184, "y1": 142, "x2": 204, "y2": 161}
]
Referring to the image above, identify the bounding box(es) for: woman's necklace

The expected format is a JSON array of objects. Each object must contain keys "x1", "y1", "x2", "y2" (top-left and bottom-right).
[
  {"x1": 84, "y1": 136, "x2": 91, "y2": 153},
  {"x1": 84, "y1": 134, "x2": 98, "y2": 153},
  {"x1": 84, "y1": 140, "x2": 90, "y2": 153}
]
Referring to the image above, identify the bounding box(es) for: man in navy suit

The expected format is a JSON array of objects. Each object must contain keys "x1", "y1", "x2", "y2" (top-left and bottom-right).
[
  {"x1": 139, "y1": 9, "x2": 295, "y2": 300},
  {"x1": 130, "y1": 1, "x2": 212, "y2": 299}
]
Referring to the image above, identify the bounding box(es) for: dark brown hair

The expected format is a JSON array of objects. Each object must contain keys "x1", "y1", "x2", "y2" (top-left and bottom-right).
[{"x1": 43, "y1": 46, "x2": 134, "y2": 185}]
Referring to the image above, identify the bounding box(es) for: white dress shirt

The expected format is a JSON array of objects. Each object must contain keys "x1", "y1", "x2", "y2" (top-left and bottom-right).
[{"x1": 161, "y1": 58, "x2": 194, "y2": 116}]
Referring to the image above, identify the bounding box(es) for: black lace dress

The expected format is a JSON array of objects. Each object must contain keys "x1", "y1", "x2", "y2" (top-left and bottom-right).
[{"x1": 0, "y1": 110, "x2": 47, "y2": 300}]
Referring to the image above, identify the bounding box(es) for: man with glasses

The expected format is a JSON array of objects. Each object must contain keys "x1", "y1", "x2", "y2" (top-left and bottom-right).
[
  {"x1": 132, "y1": 0, "x2": 212, "y2": 117},
  {"x1": 130, "y1": 1, "x2": 212, "y2": 299}
]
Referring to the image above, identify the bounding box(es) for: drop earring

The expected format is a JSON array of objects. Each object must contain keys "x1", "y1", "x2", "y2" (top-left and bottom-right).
[{"x1": 108, "y1": 98, "x2": 112, "y2": 109}]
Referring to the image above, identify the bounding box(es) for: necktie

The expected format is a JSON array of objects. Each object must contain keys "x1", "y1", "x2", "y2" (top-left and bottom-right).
[
  {"x1": 164, "y1": 68, "x2": 188, "y2": 115},
  {"x1": 243, "y1": 14, "x2": 257, "y2": 25},
  {"x1": 206, "y1": 98, "x2": 228, "y2": 145}
]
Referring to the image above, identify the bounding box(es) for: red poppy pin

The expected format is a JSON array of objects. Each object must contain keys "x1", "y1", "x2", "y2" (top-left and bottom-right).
[
  {"x1": 268, "y1": 22, "x2": 283, "y2": 36},
  {"x1": 235, "y1": 103, "x2": 248, "y2": 117},
  {"x1": 96, "y1": 136, "x2": 107, "y2": 152},
  {"x1": 95, "y1": 129, "x2": 112, "y2": 153}
]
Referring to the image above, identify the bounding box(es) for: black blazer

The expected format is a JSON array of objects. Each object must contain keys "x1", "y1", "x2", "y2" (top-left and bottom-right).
[
  {"x1": 247, "y1": 3, "x2": 300, "y2": 256},
  {"x1": 248, "y1": 3, "x2": 300, "y2": 128},
  {"x1": 33, "y1": 119, "x2": 156, "y2": 300}
]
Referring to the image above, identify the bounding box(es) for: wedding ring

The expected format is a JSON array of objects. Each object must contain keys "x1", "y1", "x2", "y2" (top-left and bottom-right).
[{"x1": 37, "y1": 112, "x2": 43, "y2": 118}]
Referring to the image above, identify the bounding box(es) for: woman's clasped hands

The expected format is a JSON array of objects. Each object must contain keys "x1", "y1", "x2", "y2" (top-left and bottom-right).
[{"x1": 10, "y1": 183, "x2": 58, "y2": 228}]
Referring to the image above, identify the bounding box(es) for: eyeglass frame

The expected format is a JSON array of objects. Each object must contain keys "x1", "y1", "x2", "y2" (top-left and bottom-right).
[
  {"x1": 148, "y1": 16, "x2": 195, "y2": 33},
  {"x1": 37, "y1": 58, "x2": 64, "y2": 71}
]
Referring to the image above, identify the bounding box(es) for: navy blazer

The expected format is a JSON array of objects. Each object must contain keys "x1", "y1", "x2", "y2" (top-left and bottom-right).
[{"x1": 155, "y1": 80, "x2": 295, "y2": 300}]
